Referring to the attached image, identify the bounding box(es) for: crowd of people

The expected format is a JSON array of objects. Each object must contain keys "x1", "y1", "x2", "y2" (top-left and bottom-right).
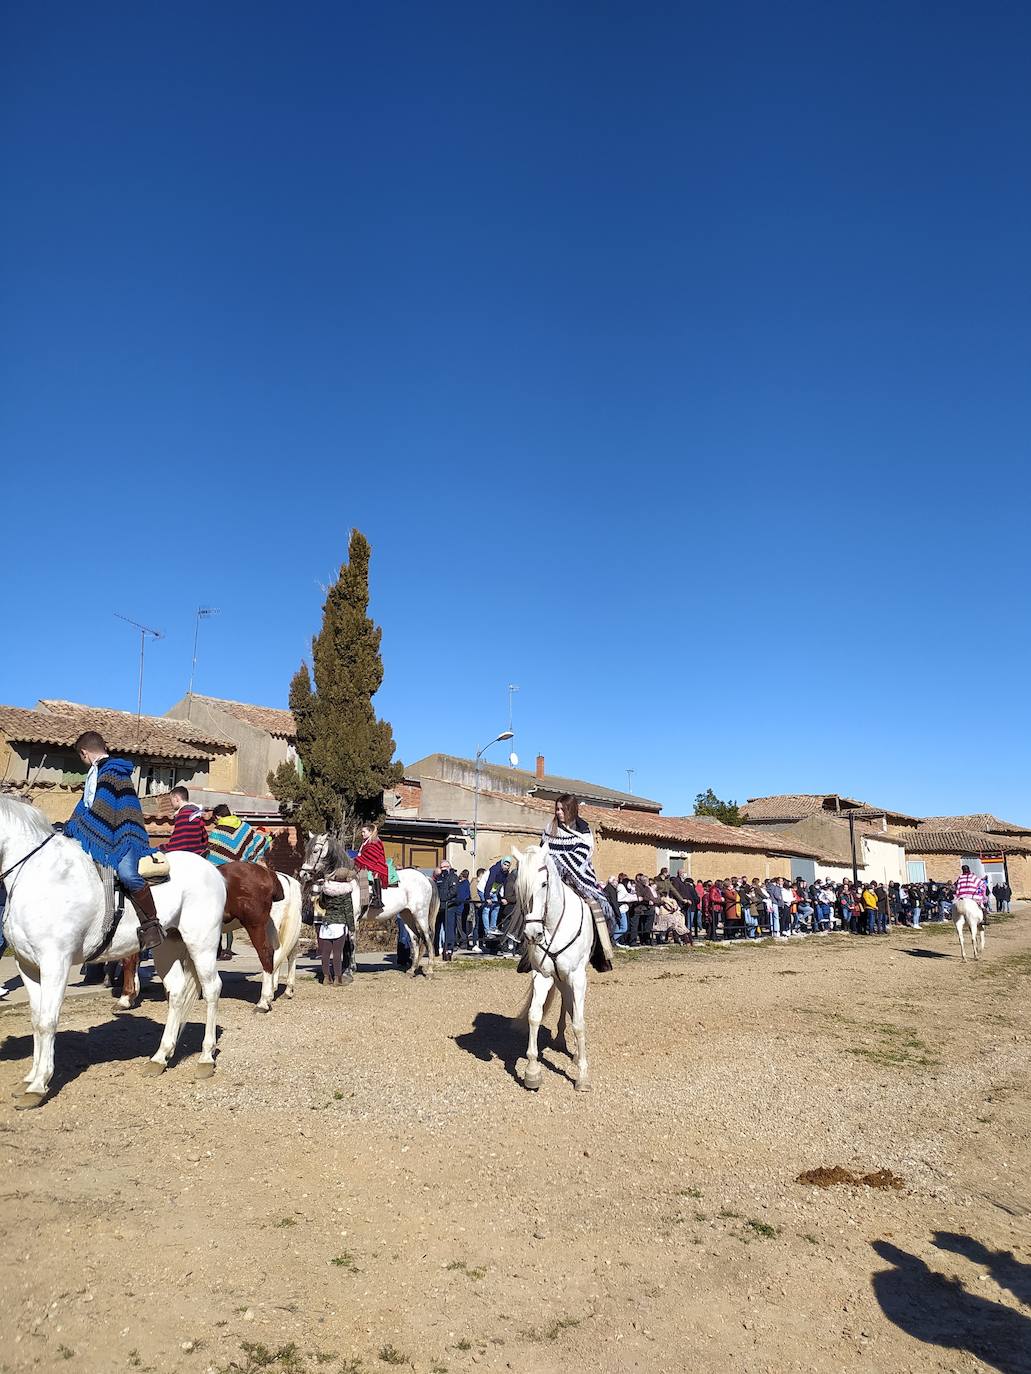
[
  {"x1": 421, "y1": 860, "x2": 1014, "y2": 958},
  {"x1": 598, "y1": 869, "x2": 1012, "y2": 945}
]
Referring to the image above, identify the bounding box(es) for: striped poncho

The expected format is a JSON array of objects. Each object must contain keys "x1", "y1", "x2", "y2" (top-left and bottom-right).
[
  {"x1": 542, "y1": 818, "x2": 613, "y2": 919},
  {"x1": 63, "y1": 757, "x2": 152, "y2": 869},
  {"x1": 207, "y1": 815, "x2": 271, "y2": 867}
]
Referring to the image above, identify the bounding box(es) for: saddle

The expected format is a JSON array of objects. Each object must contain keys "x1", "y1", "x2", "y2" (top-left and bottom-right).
[
  {"x1": 586, "y1": 893, "x2": 614, "y2": 973},
  {"x1": 138, "y1": 853, "x2": 171, "y2": 885}
]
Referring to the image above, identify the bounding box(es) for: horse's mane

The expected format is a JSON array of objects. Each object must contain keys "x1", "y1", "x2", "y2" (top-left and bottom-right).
[
  {"x1": 515, "y1": 843, "x2": 554, "y2": 914},
  {"x1": 0, "y1": 792, "x2": 55, "y2": 842}
]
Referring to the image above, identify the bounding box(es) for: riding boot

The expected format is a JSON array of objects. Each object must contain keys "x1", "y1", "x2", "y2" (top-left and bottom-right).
[
  {"x1": 365, "y1": 873, "x2": 384, "y2": 915},
  {"x1": 128, "y1": 884, "x2": 164, "y2": 952}
]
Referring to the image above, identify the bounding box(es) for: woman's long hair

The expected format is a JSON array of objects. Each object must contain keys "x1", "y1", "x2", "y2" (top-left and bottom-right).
[{"x1": 548, "y1": 792, "x2": 580, "y2": 835}]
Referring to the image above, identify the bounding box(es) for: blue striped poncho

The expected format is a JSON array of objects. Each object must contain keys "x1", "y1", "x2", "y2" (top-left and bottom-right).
[
  {"x1": 207, "y1": 816, "x2": 271, "y2": 867},
  {"x1": 63, "y1": 757, "x2": 153, "y2": 869}
]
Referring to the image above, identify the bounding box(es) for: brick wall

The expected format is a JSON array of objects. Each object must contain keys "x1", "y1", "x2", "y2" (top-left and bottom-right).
[
  {"x1": 594, "y1": 836, "x2": 658, "y2": 879},
  {"x1": 686, "y1": 849, "x2": 794, "y2": 881}
]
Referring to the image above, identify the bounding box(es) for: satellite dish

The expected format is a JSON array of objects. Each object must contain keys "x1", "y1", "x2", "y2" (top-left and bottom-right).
[{"x1": 509, "y1": 751, "x2": 519, "y2": 767}]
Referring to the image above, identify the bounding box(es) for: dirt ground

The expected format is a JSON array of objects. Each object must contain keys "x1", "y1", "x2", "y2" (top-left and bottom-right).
[{"x1": 2, "y1": 913, "x2": 1030, "y2": 1374}]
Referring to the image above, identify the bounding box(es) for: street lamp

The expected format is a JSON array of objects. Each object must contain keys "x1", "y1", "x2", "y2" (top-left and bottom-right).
[{"x1": 472, "y1": 730, "x2": 515, "y2": 862}]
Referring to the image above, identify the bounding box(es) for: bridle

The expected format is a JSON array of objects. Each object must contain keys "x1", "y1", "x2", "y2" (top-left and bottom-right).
[
  {"x1": 300, "y1": 832, "x2": 331, "y2": 885},
  {"x1": 524, "y1": 855, "x2": 584, "y2": 970}
]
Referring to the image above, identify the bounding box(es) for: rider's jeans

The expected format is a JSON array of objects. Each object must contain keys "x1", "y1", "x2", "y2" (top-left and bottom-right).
[{"x1": 116, "y1": 853, "x2": 145, "y2": 894}]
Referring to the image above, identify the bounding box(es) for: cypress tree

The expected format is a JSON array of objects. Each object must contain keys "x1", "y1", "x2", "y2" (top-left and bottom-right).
[{"x1": 270, "y1": 530, "x2": 402, "y2": 834}]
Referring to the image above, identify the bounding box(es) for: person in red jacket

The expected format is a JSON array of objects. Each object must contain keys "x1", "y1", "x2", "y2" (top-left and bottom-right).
[
  {"x1": 162, "y1": 787, "x2": 209, "y2": 857},
  {"x1": 355, "y1": 823, "x2": 389, "y2": 913}
]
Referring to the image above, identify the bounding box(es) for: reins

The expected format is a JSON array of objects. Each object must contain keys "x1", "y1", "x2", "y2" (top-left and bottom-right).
[
  {"x1": 529, "y1": 858, "x2": 585, "y2": 969},
  {"x1": 0, "y1": 832, "x2": 56, "y2": 885}
]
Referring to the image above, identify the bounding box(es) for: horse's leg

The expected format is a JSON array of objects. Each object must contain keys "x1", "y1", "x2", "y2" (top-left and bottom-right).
[
  {"x1": 254, "y1": 917, "x2": 279, "y2": 1012},
  {"x1": 570, "y1": 964, "x2": 590, "y2": 1092},
  {"x1": 402, "y1": 913, "x2": 421, "y2": 979},
  {"x1": 970, "y1": 915, "x2": 980, "y2": 961},
  {"x1": 117, "y1": 952, "x2": 141, "y2": 1010},
  {"x1": 143, "y1": 944, "x2": 189, "y2": 1076},
  {"x1": 557, "y1": 977, "x2": 574, "y2": 1057},
  {"x1": 18, "y1": 957, "x2": 69, "y2": 1106},
  {"x1": 190, "y1": 945, "x2": 221, "y2": 1080},
  {"x1": 16, "y1": 960, "x2": 43, "y2": 1090},
  {"x1": 979, "y1": 915, "x2": 987, "y2": 956},
  {"x1": 956, "y1": 917, "x2": 966, "y2": 961},
  {"x1": 524, "y1": 970, "x2": 552, "y2": 1092},
  {"x1": 284, "y1": 941, "x2": 299, "y2": 998}
]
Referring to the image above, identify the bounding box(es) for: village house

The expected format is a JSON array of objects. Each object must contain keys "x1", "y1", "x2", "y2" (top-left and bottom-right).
[
  {"x1": 742, "y1": 793, "x2": 1031, "y2": 896},
  {"x1": 0, "y1": 696, "x2": 304, "y2": 870},
  {"x1": 392, "y1": 756, "x2": 832, "y2": 879}
]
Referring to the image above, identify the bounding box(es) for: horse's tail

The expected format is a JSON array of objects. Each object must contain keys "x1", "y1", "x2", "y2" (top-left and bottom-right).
[
  {"x1": 513, "y1": 980, "x2": 559, "y2": 1030},
  {"x1": 424, "y1": 877, "x2": 440, "y2": 955},
  {"x1": 175, "y1": 936, "x2": 203, "y2": 1015}
]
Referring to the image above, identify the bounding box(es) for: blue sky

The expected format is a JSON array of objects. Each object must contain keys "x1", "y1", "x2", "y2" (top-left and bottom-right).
[{"x1": 2, "y1": 3, "x2": 1029, "y2": 821}]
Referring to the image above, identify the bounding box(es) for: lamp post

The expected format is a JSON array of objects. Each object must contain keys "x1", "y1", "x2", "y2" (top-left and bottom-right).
[{"x1": 472, "y1": 730, "x2": 515, "y2": 862}]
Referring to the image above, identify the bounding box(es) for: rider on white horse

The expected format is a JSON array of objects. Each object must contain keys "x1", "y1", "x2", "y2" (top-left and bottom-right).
[
  {"x1": 63, "y1": 731, "x2": 163, "y2": 951},
  {"x1": 355, "y1": 823, "x2": 389, "y2": 914},
  {"x1": 540, "y1": 794, "x2": 615, "y2": 972}
]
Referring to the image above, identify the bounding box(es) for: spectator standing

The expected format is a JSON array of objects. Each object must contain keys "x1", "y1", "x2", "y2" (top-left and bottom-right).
[{"x1": 435, "y1": 861, "x2": 462, "y2": 961}]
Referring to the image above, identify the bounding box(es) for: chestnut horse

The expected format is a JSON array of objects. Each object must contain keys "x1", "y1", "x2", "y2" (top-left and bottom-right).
[{"x1": 120, "y1": 863, "x2": 295, "y2": 1012}]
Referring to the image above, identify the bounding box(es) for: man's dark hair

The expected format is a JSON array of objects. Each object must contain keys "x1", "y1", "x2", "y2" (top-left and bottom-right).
[
  {"x1": 74, "y1": 730, "x2": 107, "y2": 754},
  {"x1": 211, "y1": 803, "x2": 232, "y2": 819},
  {"x1": 171, "y1": 785, "x2": 190, "y2": 803}
]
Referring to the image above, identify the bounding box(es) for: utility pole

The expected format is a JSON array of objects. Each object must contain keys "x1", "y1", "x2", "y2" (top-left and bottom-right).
[
  {"x1": 848, "y1": 810, "x2": 859, "y2": 884},
  {"x1": 114, "y1": 613, "x2": 164, "y2": 743},
  {"x1": 626, "y1": 768, "x2": 635, "y2": 794},
  {"x1": 188, "y1": 607, "x2": 220, "y2": 699}
]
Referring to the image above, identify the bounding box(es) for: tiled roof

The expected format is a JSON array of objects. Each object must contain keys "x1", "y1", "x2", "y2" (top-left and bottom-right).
[
  {"x1": 918, "y1": 813, "x2": 1031, "y2": 837},
  {"x1": 904, "y1": 828, "x2": 1031, "y2": 855},
  {"x1": 0, "y1": 701, "x2": 231, "y2": 762},
  {"x1": 741, "y1": 793, "x2": 919, "y2": 823},
  {"x1": 595, "y1": 808, "x2": 827, "y2": 857},
  {"x1": 186, "y1": 695, "x2": 296, "y2": 738}
]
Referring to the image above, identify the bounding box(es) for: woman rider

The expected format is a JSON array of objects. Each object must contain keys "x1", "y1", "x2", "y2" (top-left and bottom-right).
[
  {"x1": 355, "y1": 823, "x2": 389, "y2": 913},
  {"x1": 541, "y1": 793, "x2": 616, "y2": 930}
]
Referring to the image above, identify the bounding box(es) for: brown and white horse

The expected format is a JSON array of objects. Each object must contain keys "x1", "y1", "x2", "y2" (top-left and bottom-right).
[{"x1": 121, "y1": 864, "x2": 302, "y2": 1012}]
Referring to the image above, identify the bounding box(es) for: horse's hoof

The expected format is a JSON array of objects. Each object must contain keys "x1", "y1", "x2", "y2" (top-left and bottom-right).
[
  {"x1": 14, "y1": 1092, "x2": 45, "y2": 1110},
  {"x1": 193, "y1": 1061, "x2": 216, "y2": 1081},
  {"x1": 254, "y1": 1003, "x2": 271, "y2": 1015},
  {"x1": 141, "y1": 1060, "x2": 166, "y2": 1078},
  {"x1": 523, "y1": 1069, "x2": 541, "y2": 1092},
  {"x1": 574, "y1": 1079, "x2": 592, "y2": 1093}
]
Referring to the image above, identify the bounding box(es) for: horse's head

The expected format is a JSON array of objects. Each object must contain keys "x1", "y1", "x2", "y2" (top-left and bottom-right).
[
  {"x1": 512, "y1": 843, "x2": 551, "y2": 935},
  {"x1": 300, "y1": 831, "x2": 332, "y2": 885}
]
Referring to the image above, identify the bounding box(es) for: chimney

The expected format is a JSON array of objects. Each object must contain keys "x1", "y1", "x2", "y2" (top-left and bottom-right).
[{"x1": 535, "y1": 753, "x2": 545, "y2": 780}]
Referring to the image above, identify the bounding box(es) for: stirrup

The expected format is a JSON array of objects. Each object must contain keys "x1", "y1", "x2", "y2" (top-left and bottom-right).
[{"x1": 137, "y1": 919, "x2": 165, "y2": 953}]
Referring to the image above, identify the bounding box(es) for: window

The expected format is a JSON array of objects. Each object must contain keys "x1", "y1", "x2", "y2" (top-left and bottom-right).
[
  {"x1": 26, "y1": 748, "x2": 86, "y2": 786},
  {"x1": 138, "y1": 762, "x2": 197, "y2": 796}
]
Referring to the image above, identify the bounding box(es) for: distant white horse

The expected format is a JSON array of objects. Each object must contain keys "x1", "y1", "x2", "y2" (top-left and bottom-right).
[
  {"x1": 954, "y1": 896, "x2": 987, "y2": 961},
  {"x1": 511, "y1": 842, "x2": 596, "y2": 1093},
  {"x1": 0, "y1": 794, "x2": 224, "y2": 1108},
  {"x1": 300, "y1": 833, "x2": 439, "y2": 977}
]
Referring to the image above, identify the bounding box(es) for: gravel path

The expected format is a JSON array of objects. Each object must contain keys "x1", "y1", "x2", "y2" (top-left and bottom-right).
[{"x1": 1, "y1": 912, "x2": 1029, "y2": 1374}]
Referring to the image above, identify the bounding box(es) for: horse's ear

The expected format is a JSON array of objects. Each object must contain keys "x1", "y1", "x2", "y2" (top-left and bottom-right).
[{"x1": 510, "y1": 844, "x2": 522, "y2": 865}]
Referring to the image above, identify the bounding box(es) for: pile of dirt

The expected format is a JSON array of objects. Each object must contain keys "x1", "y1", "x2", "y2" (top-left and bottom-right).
[{"x1": 797, "y1": 1165, "x2": 905, "y2": 1190}]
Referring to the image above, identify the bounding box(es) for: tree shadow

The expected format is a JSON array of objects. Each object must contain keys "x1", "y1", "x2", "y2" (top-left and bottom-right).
[
  {"x1": 872, "y1": 1239, "x2": 1031, "y2": 1374},
  {"x1": 1, "y1": 1015, "x2": 213, "y2": 1101},
  {"x1": 453, "y1": 1010, "x2": 570, "y2": 1086},
  {"x1": 900, "y1": 948, "x2": 954, "y2": 959}
]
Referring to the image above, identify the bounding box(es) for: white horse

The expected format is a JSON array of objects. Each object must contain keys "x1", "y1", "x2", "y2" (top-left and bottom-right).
[
  {"x1": 511, "y1": 842, "x2": 596, "y2": 1093},
  {"x1": 0, "y1": 794, "x2": 225, "y2": 1107},
  {"x1": 954, "y1": 896, "x2": 987, "y2": 961},
  {"x1": 300, "y1": 833, "x2": 439, "y2": 978}
]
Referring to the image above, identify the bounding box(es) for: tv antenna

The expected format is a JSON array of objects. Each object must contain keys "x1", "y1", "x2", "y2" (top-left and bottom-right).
[
  {"x1": 188, "y1": 607, "x2": 220, "y2": 698},
  {"x1": 507, "y1": 684, "x2": 519, "y2": 734},
  {"x1": 626, "y1": 768, "x2": 635, "y2": 793},
  {"x1": 115, "y1": 613, "x2": 164, "y2": 741}
]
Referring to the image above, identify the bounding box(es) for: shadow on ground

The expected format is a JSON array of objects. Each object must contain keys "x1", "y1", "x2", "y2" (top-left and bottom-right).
[
  {"x1": 453, "y1": 1009, "x2": 570, "y2": 1086},
  {"x1": 901, "y1": 948, "x2": 954, "y2": 959},
  {"x1": 0, "y1": 1015, "x2": 213, "y2": 1102},
  {"x1": 872, "y1": 1237, "x2": 1031, "y2": 1374}
]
